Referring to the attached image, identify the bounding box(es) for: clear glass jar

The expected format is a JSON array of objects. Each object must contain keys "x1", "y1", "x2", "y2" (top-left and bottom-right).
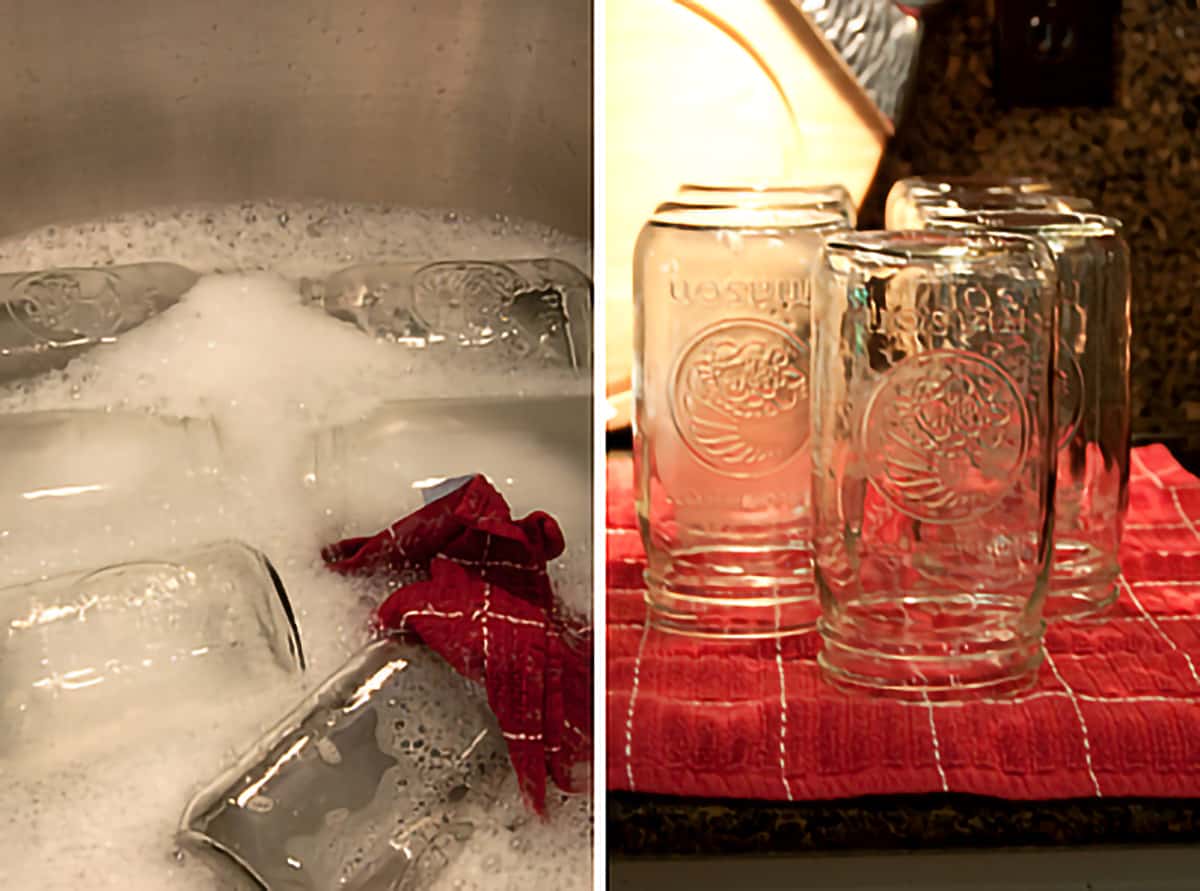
[
  {"x1": 914, "y1": 192, "x2": 1094, "y2": 230},
  {"x1": 810, "y1": 230, "x2": 1059, "y2": 698},
  {"x1": 179, "y1": 637, "x2": 509, "y2": 891},
  {"x1": 305, "y1": 393, "x2": 593, "y2": 554},
  {"x1": 886, "y1": 174, "x2": 1059, "y2": 229},
  {"x1": 301, "y1": 257, "x2": 593, "y2": 372},
  {"x1": 928, "y1": 211, "x2": 1132, "y2": 619},
  {"x1": 0, "y1": 539, "x2": 303, "y2": 767},
  {"x1": 0, "y1": 410, "x2": 223, "y2": 549},
  {"x1": 0, "y1": 262, "x2": 197, "y2": 383},
  {"x1": 633, "y1": 203, "x2": 847, "y2": 637},
  {"x1": 675, "y1": 183, "x2": 857, "y2": 227}
]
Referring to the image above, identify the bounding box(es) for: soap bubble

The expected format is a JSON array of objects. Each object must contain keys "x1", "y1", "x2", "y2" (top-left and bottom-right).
[{"x1": 0, "y1": 200, "x2": 592, "y2": 891}]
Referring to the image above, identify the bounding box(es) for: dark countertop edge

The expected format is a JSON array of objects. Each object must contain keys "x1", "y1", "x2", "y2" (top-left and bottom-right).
[
  {"x1": 607, "y1": 429, "x2": 1200, "y2": 476},
  {"x1": 608, "y1": 791, "x2": 1200, "y2": 856}
]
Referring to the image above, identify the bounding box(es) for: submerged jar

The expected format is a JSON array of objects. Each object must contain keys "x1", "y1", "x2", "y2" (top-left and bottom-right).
[
  {"x1": 929, "y1": 210, "x2": 1132, "y2": 619},
  {"x1": 179, "y1": 638, "x2": 509, "y2": 891},
  {"x1": 305, "y1": 393, "x2": 593, "y2": 552},
  {"x1": 0, "y1": 262, "x2": 197, "y2": 383},
  {"x1": 810, "y1": 230, "x2": 1058, "y2": 698},
  {"x1": 0, "y1": 539, "x2": 303, "y2": 767},
  {"x1": 633, "y1": 203, "x2": 847, "y2": 637},
  {"x1": 0, "y1": 410, "x2": 223, "y2": 550},
  {"x1": 300, "y1": 257, "x2": 593, "y2": 372}
]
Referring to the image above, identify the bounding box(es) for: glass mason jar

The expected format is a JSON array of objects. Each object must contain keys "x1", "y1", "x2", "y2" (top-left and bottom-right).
[
  {"x1": 810, "y1": 230, "x2": 1059, "y2": 698},
  {"x1": 633, "y1": 203, "x2": 847, "y2": 637},
  {"x1": 913, "y1": 191, "x2": 1094, "y2": 230},
  {"x1": 928, "y1": 211, "x2": 1132, "y2": 619},
  {"x1": 305, "y1": 393, "x2": 593, "y2": 554},
  {"x1": 0, "y1": 262, "x2": 198, "y2": 384},
  {"x1": 886, "y1": 175, "x2": 1060, "y2": 230},
  {"x1": 179, "y1": 637, "x2": 509, "y2": 891},
  {"x1": 0, "y1": 539, "x2": 303, "y2": 767},
  {"x1": 0, "y1": 410, "x2": 223, "y2": 562},
  {"x1": 675, "y1": 183, "x2": 857, "y2": 227},
  {"x1": 301, "y1": 257, "x2": 593, "y2": 372}
]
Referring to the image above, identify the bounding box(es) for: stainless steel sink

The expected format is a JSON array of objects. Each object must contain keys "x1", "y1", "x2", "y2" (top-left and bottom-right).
[{"x1": 0, "y1": 0, "x2": 591, "y2": 239}]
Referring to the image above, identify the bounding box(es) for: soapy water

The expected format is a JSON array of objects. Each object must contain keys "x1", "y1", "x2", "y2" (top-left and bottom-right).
[{"x1": 0, "y1": 201, "x2": 593, "y2": 889}]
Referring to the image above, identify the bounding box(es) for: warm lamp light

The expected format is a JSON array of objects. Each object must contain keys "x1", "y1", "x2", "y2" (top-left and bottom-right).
[{"x1": 605, "y1": 0, "x2": 918, "y2": 429}]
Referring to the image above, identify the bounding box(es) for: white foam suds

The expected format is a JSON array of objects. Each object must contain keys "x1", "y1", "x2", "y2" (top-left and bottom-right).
[{"x1": 0, "y1": 201, "x2": 593, "y2": 889}]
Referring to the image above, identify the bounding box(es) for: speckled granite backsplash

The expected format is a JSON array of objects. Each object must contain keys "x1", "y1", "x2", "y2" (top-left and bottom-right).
[{"x1": 862, "y1": 0, "x2": 1200, "y2": 437}]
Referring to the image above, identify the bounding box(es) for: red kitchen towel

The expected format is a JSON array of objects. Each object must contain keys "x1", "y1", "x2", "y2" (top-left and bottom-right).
[
  {"x1": 608, "y1": 445, "x2": 1200, "y2": 800},
  {"x1": 325, "y1": 475, "x2": 591, "y2": 815}
]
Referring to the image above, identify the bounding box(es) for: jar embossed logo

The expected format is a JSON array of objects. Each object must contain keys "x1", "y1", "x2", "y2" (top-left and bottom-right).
[
  {"x1": 411, "y1": 260, "x2": 571, "y2": 362},
  {"x1": 9, "y1": 270, "x2": 126, "y2": 344},
  {"x1": 863, "y1": 349, "x2": 1029, "y2": 523},
  {"x1": 670, "y1": 319, "x2": 809, "y2": 477},
  {"x1": 412, "y1": 261, "x2": 523, "y2": 346}
]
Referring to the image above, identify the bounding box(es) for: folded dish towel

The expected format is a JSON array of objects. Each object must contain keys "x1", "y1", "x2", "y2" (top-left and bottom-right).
[{"x1": 325, "y1": 474, "x2": 592, "y2": 815}]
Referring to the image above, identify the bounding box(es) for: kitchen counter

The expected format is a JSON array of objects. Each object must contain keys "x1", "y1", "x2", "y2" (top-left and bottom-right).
[{"x1": 609, "y1": 792, "x2": 1200, "y2": 857}]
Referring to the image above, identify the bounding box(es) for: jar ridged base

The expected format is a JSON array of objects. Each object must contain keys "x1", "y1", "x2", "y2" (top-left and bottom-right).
[
  {"x1": 645, "y1": 568, "x2": 818, "y2": 639},
  {"x1": 1047, "y1": 543, "x2": 1120, "y2": 621},
  {"x1": 817, "y1": 593, "x2": 1045, "y2": 701}
]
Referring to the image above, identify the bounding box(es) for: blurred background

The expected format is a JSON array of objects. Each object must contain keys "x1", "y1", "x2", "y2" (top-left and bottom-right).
[{"x1": 863, "y1": 0, "x2": 1196, "y2": 450}]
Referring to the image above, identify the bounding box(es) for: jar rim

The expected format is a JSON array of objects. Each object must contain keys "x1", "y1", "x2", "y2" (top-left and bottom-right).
[
  {"x1": 647, "y1": 204, "x2": 847, "y2": 232},
  {"x1": 900, "y1": 174, "x2": 1056, "y2": 195},
  {"x1": 926, "y1": 209, "x2": 1122, "y2": 238},
  {"x1": 677, "y1": 182, "x2": 850, "y2": 198},
  {"x1": 823, "y1": 229, "x2": 1047, "y2": 261},
  {"x1": 917, "y1": 192, "x2": 1093, "y2": 212}
]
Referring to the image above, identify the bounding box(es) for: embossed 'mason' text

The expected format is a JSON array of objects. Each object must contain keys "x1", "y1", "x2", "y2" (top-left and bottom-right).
[
  {"x1": 668, "y1": 278, "x2": 809, "y2": 310},
  {"x1": 865, "y1": 285, "x2": 1045, "y2": 340}
]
